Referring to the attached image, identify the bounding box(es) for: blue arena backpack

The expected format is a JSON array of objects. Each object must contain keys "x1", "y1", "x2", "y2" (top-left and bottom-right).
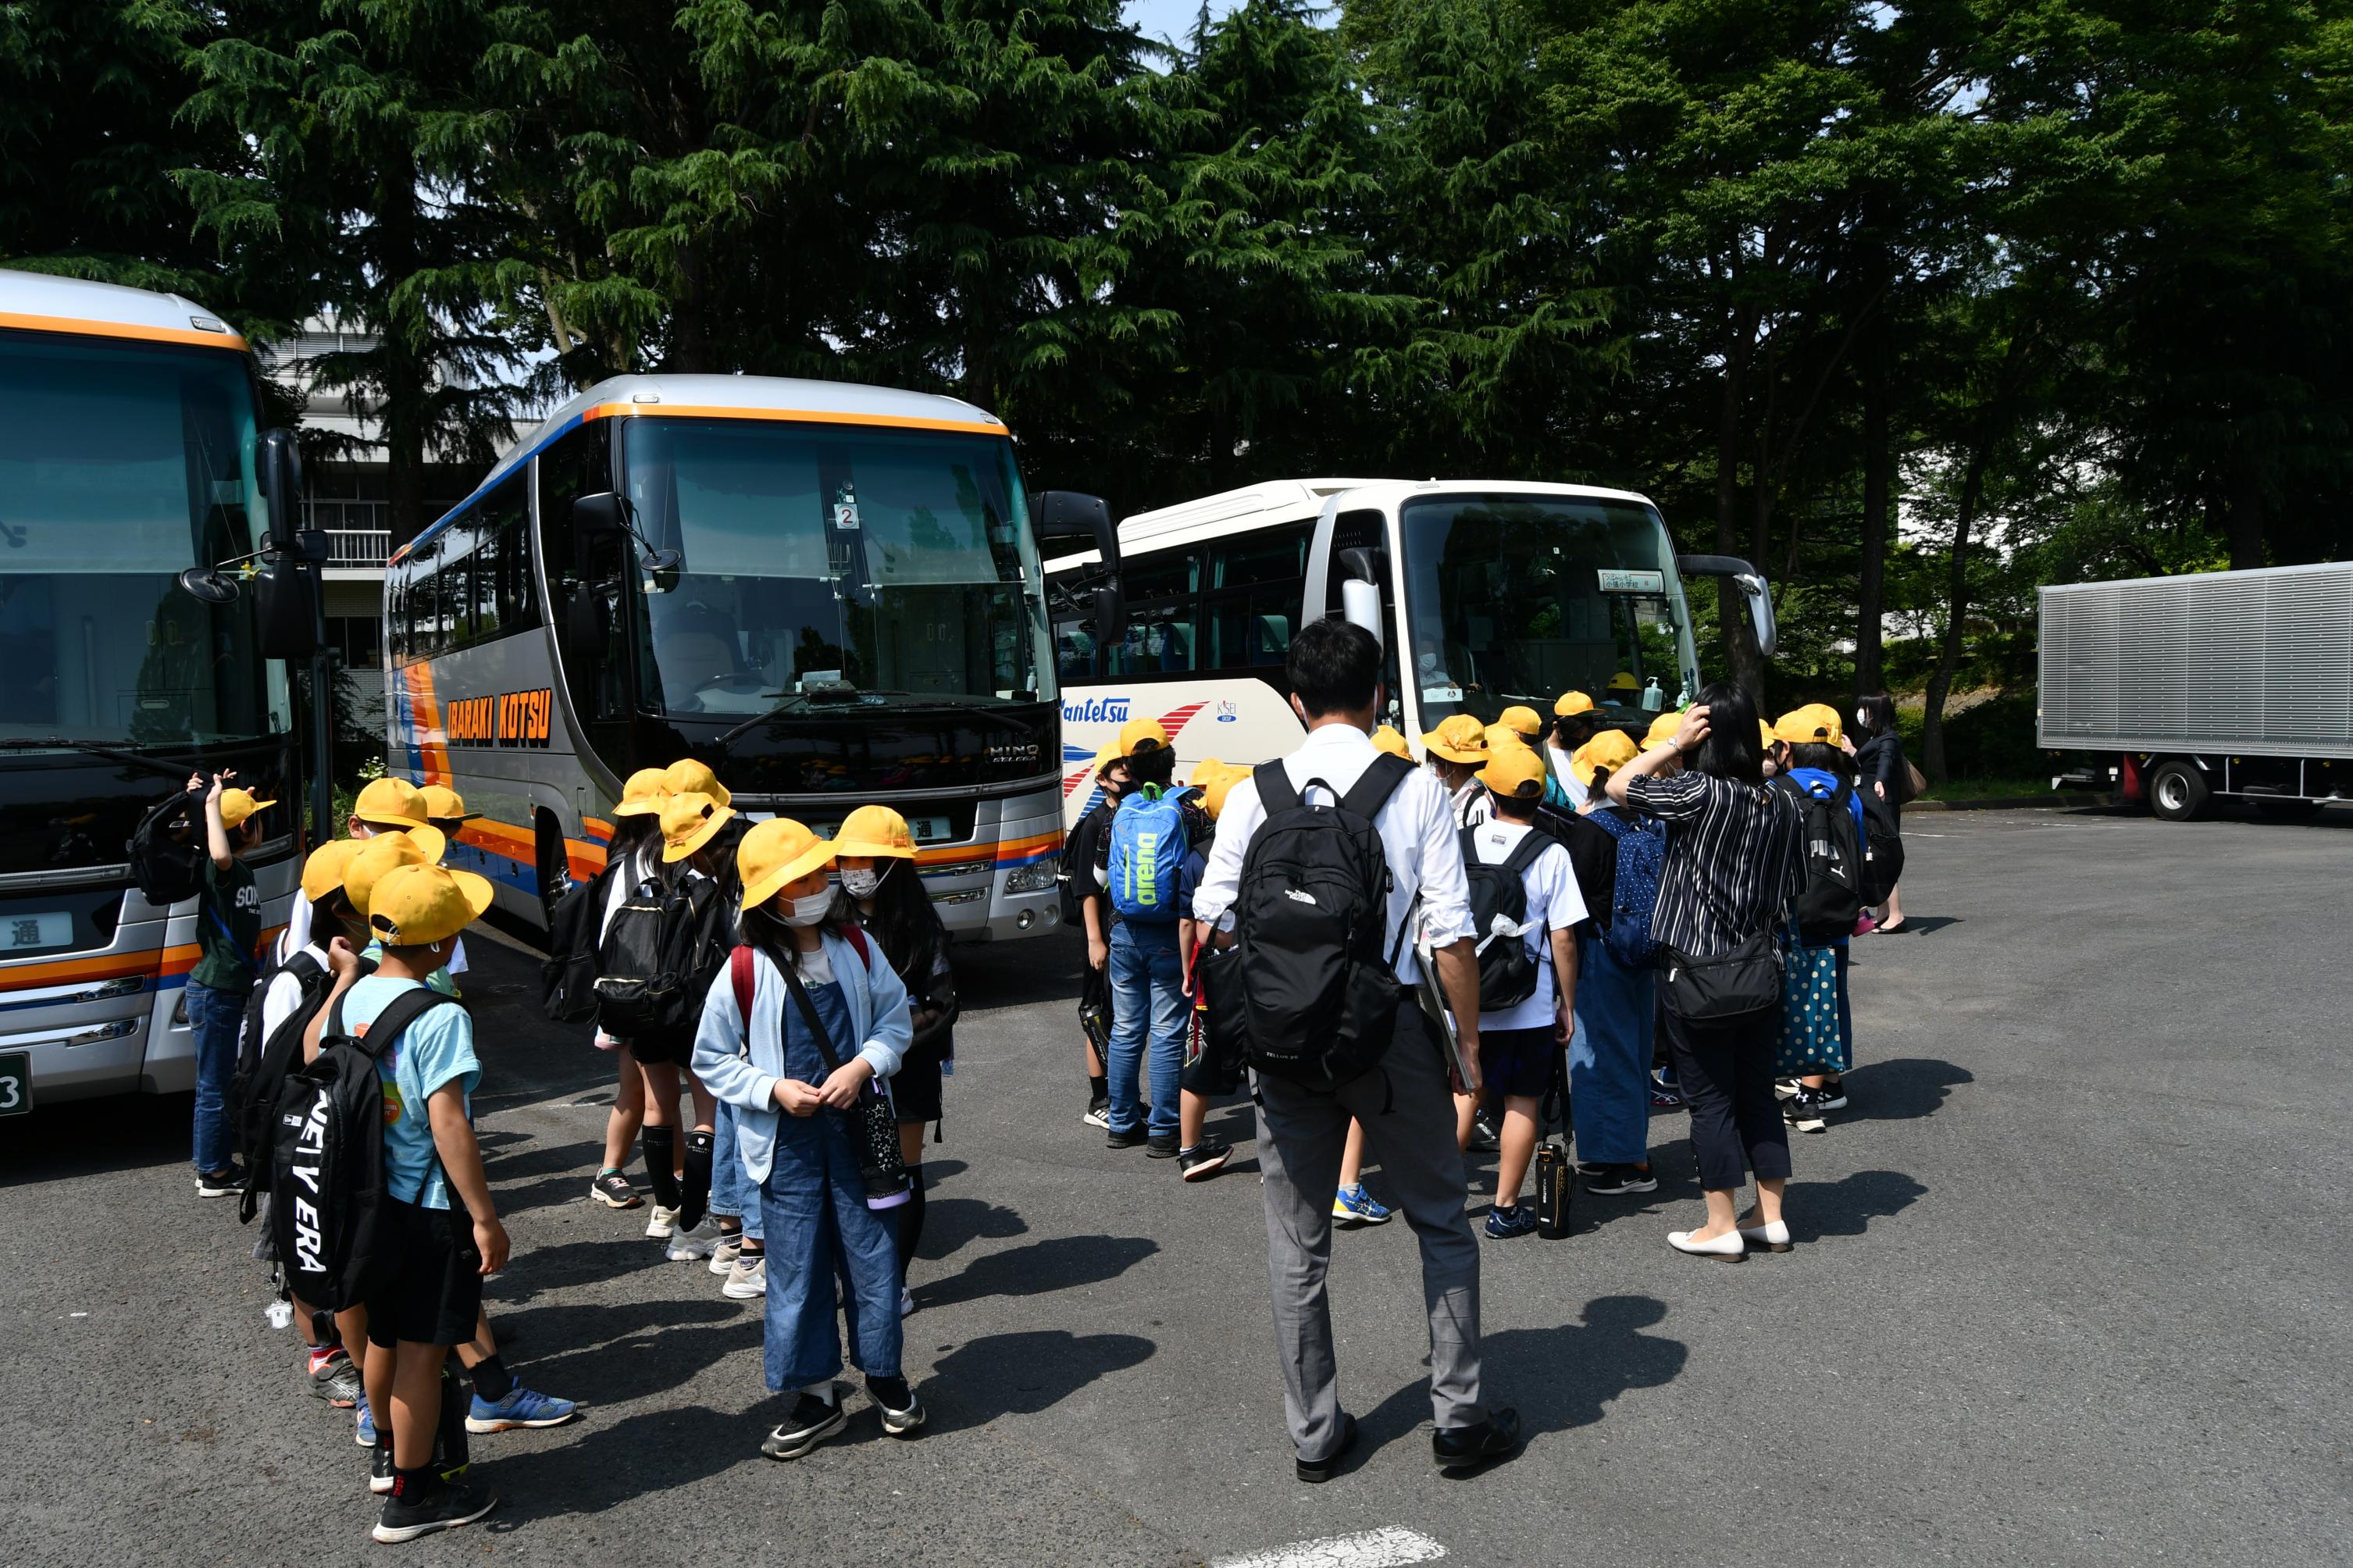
[
  {"x1": 1107, "y1": 785, "x2": 1188, "y2": 922},
  {"x1": 1588, "y1": 807, "x2": 1666, "y2": 968}
]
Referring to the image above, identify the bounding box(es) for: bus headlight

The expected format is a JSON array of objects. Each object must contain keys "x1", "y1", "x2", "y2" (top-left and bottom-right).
[{"x1": 1005, "y1": 857, "x2": 1059, "y2": 895}]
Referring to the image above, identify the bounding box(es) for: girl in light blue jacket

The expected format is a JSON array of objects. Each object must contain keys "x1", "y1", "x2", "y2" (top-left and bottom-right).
[{"x1": 693, "y1": 818, "x2": 918, "y2": 1460}]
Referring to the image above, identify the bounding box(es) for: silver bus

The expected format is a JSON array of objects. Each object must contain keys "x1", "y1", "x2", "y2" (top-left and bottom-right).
[
  {"x1": 383, "y1": 374, "x2": 1115, "y2": 940},
  {"x1": 0, "y1": 269, "x2": 318, "y2": 1110}
]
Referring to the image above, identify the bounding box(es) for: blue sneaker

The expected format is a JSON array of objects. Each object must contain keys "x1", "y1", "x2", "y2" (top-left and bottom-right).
[
  {"x1": 465, "y1": 1386, "x2": 578, "y2": 1434},
  {"x1": 355, "y1": 1401, "x2": 377, "y2": 1448},
  {"x1": 1332, "y1": 1184, "x2": 1392, "y2": 1225},
  {"x1": 1484, "y1": 1203, "x2": 1538, "y2": 1240}
]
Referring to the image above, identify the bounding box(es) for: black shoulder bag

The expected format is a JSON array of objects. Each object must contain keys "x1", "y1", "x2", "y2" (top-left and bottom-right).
[{"x1": 772, "y1": 938, "x2": 912, "y2": 1210}]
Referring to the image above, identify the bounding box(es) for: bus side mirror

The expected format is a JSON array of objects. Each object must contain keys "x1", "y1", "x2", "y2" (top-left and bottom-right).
[
  {"x1": 1338, "y1": 546, "x2": 1385, "y2": 644},
  {"x1": 574, "y1": 491, "x2": 626, "y2": 546},
  {"x1": 255, "y1": 428, "x2": 305, "y2": 548},
  {"x1": 1091, "y1": 583, "x2": 1126, "y2": 654},
  {"x1": 1676, "y1": 553, "x2": 1777, "y2": 660},
  {"x1": 1029, "y1": 490, "x2": 1120, "y2": 573}
]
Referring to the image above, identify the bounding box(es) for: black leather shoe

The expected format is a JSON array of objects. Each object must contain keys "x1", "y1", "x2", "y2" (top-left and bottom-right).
[
  {"x1": 1432, "y1": 1407, "x2": 1521, "y2": 1470},
  {"x1": 1296, "y1": 1413, "x2": 1358, "y2": 1483}
]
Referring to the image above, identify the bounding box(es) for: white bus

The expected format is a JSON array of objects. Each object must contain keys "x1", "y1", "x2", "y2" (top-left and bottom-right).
[
  {"x1": 0, "y1": 270, "x2": 320, "y2": 1109},
  {"x1": 1045, "y1": 478, "x2": 1775, "y2": 821},
  {"x1": 384, "y1": 373, "x2": 1115, "y2": 943}
]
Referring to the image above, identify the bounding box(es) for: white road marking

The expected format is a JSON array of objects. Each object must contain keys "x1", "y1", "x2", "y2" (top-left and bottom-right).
[{"x1": 1213, "y1": 1527, "x2": 1448, "y2": 1568}]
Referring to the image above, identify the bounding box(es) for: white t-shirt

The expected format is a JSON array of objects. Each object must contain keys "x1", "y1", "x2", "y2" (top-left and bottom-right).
[
  {"x1": 261, "y1": 941, "x2": 333, "y2": 1040},
  {"x1": 1459, "y1": 820, "x2": 1587, "y2": 1033}
]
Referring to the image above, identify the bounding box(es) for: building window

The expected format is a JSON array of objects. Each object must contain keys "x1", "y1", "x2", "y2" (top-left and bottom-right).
[{"x1": 326, "y1": 615, "x2": 382, "y2": 671}]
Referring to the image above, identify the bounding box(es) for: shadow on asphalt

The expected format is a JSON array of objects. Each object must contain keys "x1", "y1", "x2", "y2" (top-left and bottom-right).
[
  {"x1": 913, "y1": 1234, "x2": 1160, "y2": 1312},
  {"x1": 480, "y1": 1401, "x2": 765, "y2": 1526},
  {"x1": 919, "y1": 1195, "x2": 1032, "y2": 1260},
  {"x1": 0, "y1": 1087, "x2": 189, "y2": 1188},
  {"x1": 1870, "y1": 914, "x2": 1963, "y2": 936},
  {"x1": 924, "y1": 1328, "x2": 1157, "y2": 1434},
  {"x1": 1841, "y1": 1056, "x2": 1973, "y2": 1121},
  {"x1": 1799, "y1": 1168, "x2": 1928, "y2": 1240}
]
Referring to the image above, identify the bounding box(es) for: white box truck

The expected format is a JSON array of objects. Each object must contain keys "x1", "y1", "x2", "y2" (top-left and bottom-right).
[{"x1": 2037, "y1": 563, "x2": 2353, "y2": 820}]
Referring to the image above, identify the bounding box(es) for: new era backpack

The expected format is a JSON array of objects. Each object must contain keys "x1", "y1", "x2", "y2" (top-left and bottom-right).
[
  {"x1": 1779, "y1": 775, "x2": 1864, "y2": 944},
  {"x1": 1856, "y1": 786, "x2": 1906, "y2": 907},
  {"x1": 128, "y1": 788, "x2": 207, "y2": 906},
  {"x1": 269, "y1": 986, "x2": 463, "y2": 1313},
  {"x1": 594, "y1": 871, "x2": 730, "y2": 1049},
  {"x1": 1107, "y1": 786, "x2": 1189, "y2": 921},
  {"x1": 1587, "y1": 807, "x2": 1666, "y2": 969},
  {"x1": 1459, "y1": 825, "x2": 1550, "y2": 1011},
  {"x1": 1201, "y1": 753, "x2": 1414, "y2": 1089}
]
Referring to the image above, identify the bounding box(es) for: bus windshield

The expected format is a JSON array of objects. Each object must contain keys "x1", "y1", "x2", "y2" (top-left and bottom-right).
[
  {"x1": 1399, "y1": 494, "x2": 1698, "y2": 727},
  {"x1": 0, "y1": 332, "x2": 287, "y2": 747},
  {"x1": 622, "y1": 418, "x2": 1055, "y2": 716}
]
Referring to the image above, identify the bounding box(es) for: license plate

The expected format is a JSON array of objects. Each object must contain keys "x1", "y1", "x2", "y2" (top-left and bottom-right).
[
  {"x1": 0, "y1": 1051, "x2": 28, "y2": 1116},
  {"x1": 0, "y1": 911, "x2": 70, "y2": 952}
]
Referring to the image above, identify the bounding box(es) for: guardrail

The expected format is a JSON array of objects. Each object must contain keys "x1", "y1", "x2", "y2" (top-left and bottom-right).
[{"x1": 325, "y1": 528, "x2": 391, "y2": 568}]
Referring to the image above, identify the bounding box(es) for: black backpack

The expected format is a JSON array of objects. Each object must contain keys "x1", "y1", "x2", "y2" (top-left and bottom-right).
[
  {"x1": 229, "y1": 946, "x2": 331, "y2": 1209},
  {"x1": 128, "y1": 788, "x2": 206, "y2": 905},
  {"x1": 1780, "y1": 775, "x2": 1864, "y2": 944},
  {"x1": 1459, "y1": 825, "x2": 1550, "y2": 1011},
  {"x1": 269, "y1": 987, "x2": 462, "y2": 1313},
  {"x1": 593, "y1": 871, "x2": 730, "y2": 1049},
  {"x1": 1202, "y1": 753, "x2": 1414, "y2": 1089},
  {"x1": 1857, "y1": 786, "x2": 1906, "y2": 907},
  {"x1": 540, "y1": 864, "x2": 611, "y2": 1023}
]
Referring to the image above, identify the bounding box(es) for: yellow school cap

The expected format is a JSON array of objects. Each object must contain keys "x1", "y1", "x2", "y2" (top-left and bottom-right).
[
  {"x1": 1118, "y1": 717, "x2": 1171, "y2": 757},
  {"x1": 1497, "y1": 705, "x2": 1543, "y2": 743},
  {"x1": 1643, "y1": 710, "x2": 1686, "y2": 749},
  {"x1": 365, "y1": 861, "x2": 493, "y2": 949},
  {"x1": 659, "y1": 791, "x2": 736, "y2": 864},
  {"x1": 1774, "y1": 704, "x2": 1845, "y2": 746},
  {"x1": 663, "y1": 758, "x2": 733, "y2": 808},
  {"x1": 1571, "y1": 729, "x2": 1638, "y2": 786},
  {"x1": 832, "y1": 804, "x2": 917, "y2": 859},
  {"x1": 344, "y1": 829, "x2": 450, "y2": 918},
  {"x1": 1761, "y1": 718, "x2": 1781, "y2": 750},
  {"x1": 1371, "y1": 725, "x2": 1412, "y2": 759},
  {"x1": 1093, "y1": 742, "x2": 1127, "y2": 779},
  {"x1": 218, "y1": 789, "x2": 276, "y2": 829},
  {"x1": 738, "y1": 818, "x2": 836, "y2": 912},
  {"x1": 351, "y1": 777, "x2": 430, "y2": 830},
  {"x1": 1202, "y1": 766, "x2": 1245, "y2": 819},
  {"x1": 1421, "y1": 714, "x2": 1489, "y2": 764},
  {"x1": 419, "y1": 784, "x2": 480, "y2": 823},
  {"x1": 612, "y1": 767, "x2": 670, "y2": 818},
  {"x1": 1479, "y1": 744, "x2": 1548, "y2": 800},
  {"x1": 1554, "y1": 690, "x2": 1595, "y2": 718},
  {"x1": 300, "y1": 839, "x2": 366, "y2": 903}
]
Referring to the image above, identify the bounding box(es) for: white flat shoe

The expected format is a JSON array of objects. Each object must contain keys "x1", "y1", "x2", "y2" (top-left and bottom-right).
[
  {"x1": 1668, "y1": 1228, "x2": 1746, "y2": 1260},
  {"x1": 1737, "y1": 1219, "x2": 1792, "y2": 1253}
]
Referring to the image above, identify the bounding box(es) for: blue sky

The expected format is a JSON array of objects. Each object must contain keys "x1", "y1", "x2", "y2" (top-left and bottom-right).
[{"x1": 1124, "y1": 0, "x2": 1242, "y2": 52}]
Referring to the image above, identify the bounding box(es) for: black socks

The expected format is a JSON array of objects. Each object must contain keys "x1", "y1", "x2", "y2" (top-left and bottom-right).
[
  {"x1": 679, "y1": 1130, "x2": 714, "y2": 1231},
  {"x1": 469, "y1": 1352, "x2": 514, "y2": 1402},
  {"x1": 896, "y1": 1163, "x2": 926, "y2": 1285},
  {"x1": 641, "y1": 1126, "x2": 681, "y2": 1210}
]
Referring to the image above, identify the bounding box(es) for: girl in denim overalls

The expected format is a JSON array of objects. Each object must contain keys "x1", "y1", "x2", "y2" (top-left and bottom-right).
[{"x1": 693, "y1": 818, "x2": 918, "y2": 1459}]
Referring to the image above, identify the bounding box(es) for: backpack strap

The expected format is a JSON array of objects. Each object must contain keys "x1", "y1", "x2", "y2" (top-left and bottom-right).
[
  {"x1": 1253, "y1": 759, "x2": 1300, "y2": 814},
  {"x1": 1457, "y1": 824, "x2": 1480, "y2": 866},
  {"x1": 841, "y1": 921, "x2": 871, "y2": 968},
  {"x1": 1339, "y1": 751, "x2": 1414, "y2": 822},
  {"x1": 1499, "y1": 825, "x2": 1553, "y2": 878},
  {"x1": 730, "y1": 944, "x2": 755, "y2": 1021},
  {"x1": 342, "y1": 985, "x2": 462, "y2": 1061}
]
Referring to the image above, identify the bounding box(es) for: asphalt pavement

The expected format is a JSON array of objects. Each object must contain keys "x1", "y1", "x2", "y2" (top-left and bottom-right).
[{"x1": 4, "y1": 805, "x2": 2351, "y2": 1566}]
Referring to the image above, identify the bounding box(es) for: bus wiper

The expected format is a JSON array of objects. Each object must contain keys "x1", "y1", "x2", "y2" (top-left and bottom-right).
[
  {"x1": 0, "y1": 737, "x2": 202, "y2": 781},
  {"x1": 715, "y1": 689, "x2": 976, "y2": 750}
]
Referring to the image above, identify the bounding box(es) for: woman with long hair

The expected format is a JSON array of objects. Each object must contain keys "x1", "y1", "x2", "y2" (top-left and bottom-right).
[
  {"x1": 1607, "y1": 683, "x2": 1804, "y2": 1258},
  {"x1": 832, "y1": 805, "x2": 957, "y2": 1317},
  {"x1": 1852, "y1": 692, "x2": 1908, "y2": 932}
]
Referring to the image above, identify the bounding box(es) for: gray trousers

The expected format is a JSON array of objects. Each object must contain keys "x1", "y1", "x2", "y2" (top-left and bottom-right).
[{"x1": 1256, "y1": 1003, "x2": 1485, "y2": 1459}]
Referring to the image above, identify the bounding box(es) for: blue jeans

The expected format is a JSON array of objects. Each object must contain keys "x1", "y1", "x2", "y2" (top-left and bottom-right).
[
  {"x1": 759, "y1": 1114, "x2": 901, "y2": 1390},
  {"x1": 711, "y1": 1098, "x2": 764, "y2": 1242},
  {"x1": 1569, "y1": 933, "x2": 1656, "y2": 1167},
  {"x1": 1106, "y1": 922, "x2": 1186, "y2": 1139},
  {"x1": 187, "y1": 978, "x2": 245, "y2": 1175}
]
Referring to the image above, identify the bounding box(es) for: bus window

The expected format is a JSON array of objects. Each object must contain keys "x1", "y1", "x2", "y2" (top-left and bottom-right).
[
  {"x1": 1110, "y1": 548, "x2": 1200, "y2": 676},
  {"x1": 536, "y1": 420, "x2": 629, "y2": 724},
  {"x1": 1047, "y1": 568, "x2": 1107, "y2": 683},
  {"x1": 1207, "y1": 523, "x2": 1308, "y2": 670},
  {"x1": 480, "y1": 474, "x2": 537, "y2": 639}
]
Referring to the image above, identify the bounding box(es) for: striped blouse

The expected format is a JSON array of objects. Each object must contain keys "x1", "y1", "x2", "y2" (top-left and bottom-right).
[{"x1": 1624, "y1": 771, "x2": 1803, "y2": 957}]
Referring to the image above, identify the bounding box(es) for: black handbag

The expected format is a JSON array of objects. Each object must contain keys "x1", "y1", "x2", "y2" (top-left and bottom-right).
[
  {"x1": 774, "y1": 945, "x2": 912, "y2": 1211},
  {"x1": 1660, "y1": 928, "x2": 1784, "y2": 1023}
]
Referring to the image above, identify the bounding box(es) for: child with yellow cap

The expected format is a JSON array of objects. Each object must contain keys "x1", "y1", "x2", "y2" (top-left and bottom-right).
[
  {"x1": 1770, "y1": 708, "x2": 1868, "y2": 1133},
  {"x1": 692, "y1": 818, "x2": 923, "y2": 1458},
  {"x1": 582, "y1": 768, "x2": 672, "y2": 1216},
  {"x1": 1548, "y1": 693, "x2": 1606, "y2": 809},
  {"x1": 185, "y1": 768, "x2": 276, "y2": 1196},
  {"x1": 1062, "y1": 743, "x2": 1136, "y2": 1126},
  {"x1": 1563, "y1": 729, "x2": 1663, "y2": 1195},
  {"x1": 1420, "y1": 714, "x2": 1494, "y2": 827}
]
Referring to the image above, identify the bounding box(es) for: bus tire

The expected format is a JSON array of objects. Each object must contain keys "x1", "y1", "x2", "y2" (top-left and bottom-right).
[
  {"x1": 2148, "y1": 760, "x2": 2209, "y2": 822},
  {"x1": 534, "y1": 811, "x2": 569, "y2": 927}
]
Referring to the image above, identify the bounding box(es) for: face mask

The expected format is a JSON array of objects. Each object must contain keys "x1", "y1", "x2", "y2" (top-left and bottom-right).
[
  {"x1": 783, "y1": 889, "x2": 834, "y2": 928},
  {"x1": 840, "y1": 868, "x2": 882, "y2": 899}
]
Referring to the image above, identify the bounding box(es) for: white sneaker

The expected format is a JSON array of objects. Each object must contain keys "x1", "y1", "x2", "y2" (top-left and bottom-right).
[
  {"x1": 899, "y1": 1287, "x2": 914, "y2": 1319},
  {"x1": 708, "y1": 1233, "x2": 743, "y2": 1275},
  {"x1": 645, "y1": 1204, "x2": 681, "y2": 1240},
  {"x1": 722, "y1": 1255, "x2": 768, "y2": 1299},
  {"x1": 665, "y1": 1218, "x2": 721, "y2": 1261}
]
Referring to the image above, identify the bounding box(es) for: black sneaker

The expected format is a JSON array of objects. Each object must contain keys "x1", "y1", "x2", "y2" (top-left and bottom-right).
[
  {"x1": 1106, "y1": 1126, "x2": 1149, "y2": 1150},
  {"x1": 369, "y1": 1442, "x2": 395, "y2": 1496},
  {"x1": 370, "y1": 1477, "x2": 498, "y2": 1543},
  {"x1": 1432, "y1": 1408, "x2": 1521, "y2": 1471},
  {"x1": 1815, "y1": 1079, "x2": 1848, "y2": 1111},
  {"x1": 1145, "y1": 1134, "x2": 1180, "y2": 1159},
  {"x1": 1584, "y1": 1163, "x2": 1657, "y2": 1196},
  {"x1": 1773, "y1": 1077, "x2": 1805, "y2": 1102},
  {"x1": 1787, "y1": 1090, "x2": 1827, "y2": 1135},
  {"x1": 1083, "y1": 1095, "x2": 1111, "y2": 1130},
  {"x1": 761, "y1": 1392, "x2": 847, "y2": 1460},
  {"x1": 1467, "y1": 1110, "x2": 1502, "y2": 1152},
  {"x1": 308, "y1": 1347, "x2": 365, "y2": 1406},
  {"x1": 589, "y1": 1168, "x2": 642, "y2": 1210},
  {"x1": 1178, "y1": 1137, "x2": 1233, "y2": 1181},
  {"x1": 868, "y1": 1375, "x2": 925, "y2": 1437},
  {"x1": 1296, "y1": 1412, "x2": 1357, "y2": 1483}
]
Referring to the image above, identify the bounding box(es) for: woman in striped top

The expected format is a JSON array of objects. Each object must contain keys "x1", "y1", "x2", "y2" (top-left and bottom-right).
[{"x1": 1607, "y1": 682, "x2": 1804, "y2": 1259}]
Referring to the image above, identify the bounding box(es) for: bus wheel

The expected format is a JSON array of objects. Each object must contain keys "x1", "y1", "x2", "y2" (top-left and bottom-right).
[
  {"x1": 2148, "y1": 761, "x2": 2209, "y2": 822},
  {"x1": 534, "y1": 811, "x2": 569, "y2": 926}
]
